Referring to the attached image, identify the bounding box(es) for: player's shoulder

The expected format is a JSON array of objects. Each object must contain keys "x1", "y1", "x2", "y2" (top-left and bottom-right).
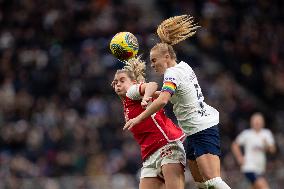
[
  {"x1": 240, "y1": 129, "x2": 253, "y2": 136},
  {"x1": 164, "y1": 66, "x2": 178, "y2": 82},
  {"x1": 127, "y1": 83, "x2": 140, "y2": 92},
  {"x1": 261, "y1": 128, "x2": 273, "y2": 135},
  {"x1": 165, "y1": 65, "x2": 177, "y2": 75},
  {"x1": 165, "y1": 61, "x2": 192, "y2": 77},
  {"x1": 126, "y1": 83, "x2": 143, "y2": 100},
  {"x1": 179, "y1": 61, "x2": 194, "y2": 70},
  {"x1": 262, "y1": 128, "x2": 271, "y2": 132}
]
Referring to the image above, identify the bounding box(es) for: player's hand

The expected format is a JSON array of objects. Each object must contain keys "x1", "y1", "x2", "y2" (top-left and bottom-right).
[
  {"x1": 262, "y1": 138, "x2": 275, "y2": 153},
  {"x1": 123, "y1": 117, "x2": 141, "y2": 130},
  {"x1": 141, "y1": 97, "x2": 151, "y2": 109}
]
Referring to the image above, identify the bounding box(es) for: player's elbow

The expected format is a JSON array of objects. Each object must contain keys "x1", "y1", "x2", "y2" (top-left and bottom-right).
[{"x1": 269, "y1": 145, "x2": 276, "y2": 154}]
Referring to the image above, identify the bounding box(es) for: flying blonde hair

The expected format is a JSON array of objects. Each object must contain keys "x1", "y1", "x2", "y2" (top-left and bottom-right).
[
  {"x1": 123, "y1": 56, "x2": 146, "y2": 82},
  {"x1": 157, "y1": 14, "x2": 200, "y2": 45},
  {"x1": 112, "y1": 56, "x2": 146, "y2": 87}
]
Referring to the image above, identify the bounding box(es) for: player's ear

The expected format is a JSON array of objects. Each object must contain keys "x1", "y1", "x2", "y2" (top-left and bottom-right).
[
  {"x1": 165, "y1": 53, "x2": 170, "y2": 59},
  {"x1": 133, "y1": 80, "x2": 137, "y2": 84},
  {"x1": 111, "y1": 81, "x2": 115, "y2": 89}
]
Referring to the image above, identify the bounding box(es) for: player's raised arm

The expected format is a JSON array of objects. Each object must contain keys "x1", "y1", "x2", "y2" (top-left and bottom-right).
[{"x1": 123, "y1": 91, "x2": 171, "y2": 130}]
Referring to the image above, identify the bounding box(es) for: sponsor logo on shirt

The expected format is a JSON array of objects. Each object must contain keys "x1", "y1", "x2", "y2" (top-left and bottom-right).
[{"x1": 164, "y1": 77, "x2": 176, "y2": 82}]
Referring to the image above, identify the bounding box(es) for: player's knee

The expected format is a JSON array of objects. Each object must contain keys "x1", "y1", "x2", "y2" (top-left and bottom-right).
[{"x1": 254, "y1": 179, "x2": 270, "y2": 189}]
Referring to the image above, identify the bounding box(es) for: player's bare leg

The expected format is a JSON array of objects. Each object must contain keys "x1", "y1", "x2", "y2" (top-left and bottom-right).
[
  {"x1": 196, "y1": 153, "x2": 231, "y2": 189},
  {"x1": 253, "y1": 177, "x2": 270, "y2": 189},
  {"x1": 162, "y1": 163, "x2": 185, "y2": 189},
  {"x1": 196, "y1": 153, "x2": 220, "y2": 180},
  {"x1": 139, "y1": 177, "x2": 165, "y2": 189},
  {"x1": 188, "y1": 160, "x2": 207, "y2": 188}
]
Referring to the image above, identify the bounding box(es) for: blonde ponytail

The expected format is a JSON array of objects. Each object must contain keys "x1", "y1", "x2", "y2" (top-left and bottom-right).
[
  {"x1": 123, "y1": 56, "x2": 146, "y2": 83},
  {"x1": 114, "y1": 56, "x2": 146, "y2": 83},
  {"x1": 157, "y1": 14, "x2": 200, "y2": 45}
]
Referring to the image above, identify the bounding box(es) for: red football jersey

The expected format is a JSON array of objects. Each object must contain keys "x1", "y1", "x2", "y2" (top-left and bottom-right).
[{"x1": 122, "y1": 84, "x2": 185, "y2": 161}]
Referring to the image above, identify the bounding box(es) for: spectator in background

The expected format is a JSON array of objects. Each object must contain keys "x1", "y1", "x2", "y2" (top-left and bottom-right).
[{"x1": 232, "y1": 112, "x2": 276, "y2": 189}]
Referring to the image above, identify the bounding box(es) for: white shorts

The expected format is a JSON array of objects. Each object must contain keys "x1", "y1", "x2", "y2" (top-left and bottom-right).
[{"x1": 140, "y1": 140, "x2": 186, "y2": 179}]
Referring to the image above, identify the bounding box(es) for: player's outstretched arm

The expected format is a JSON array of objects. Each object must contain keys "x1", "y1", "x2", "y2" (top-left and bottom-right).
[{"x1": 123, "y1": 91, "x2": 171, "y2": 130}]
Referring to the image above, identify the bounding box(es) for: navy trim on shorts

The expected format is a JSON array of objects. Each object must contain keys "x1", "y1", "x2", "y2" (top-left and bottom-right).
[
  {"x1": 244, "y1": 172, "x2": 262, "y2": 184},
  {"x1": 184, "y1": 125, "x2": 221, "y2": 160}
]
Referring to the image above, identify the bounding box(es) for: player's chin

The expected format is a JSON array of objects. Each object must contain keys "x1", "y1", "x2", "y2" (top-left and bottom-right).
[{"x1": 117, "y1": 91, "x2": 125, "y2": 96}]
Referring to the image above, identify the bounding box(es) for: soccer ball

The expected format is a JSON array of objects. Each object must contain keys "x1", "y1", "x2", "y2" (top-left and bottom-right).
[{"x1": 110, "y1": 32, "x2": 139, "y2": 61}]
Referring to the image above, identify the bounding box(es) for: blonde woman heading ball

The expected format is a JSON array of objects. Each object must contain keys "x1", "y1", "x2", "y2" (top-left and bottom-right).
[
  {"x1": 124, "y1": 15, "x2": 231, "y2": 189},
  {"x1": 112, "y1": 57, "x2": 186, "y2": 189}
]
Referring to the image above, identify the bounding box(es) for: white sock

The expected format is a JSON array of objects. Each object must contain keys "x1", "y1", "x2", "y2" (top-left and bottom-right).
[
  {"x1": 195, "y1": 182, "x2": 207, "y2": 189},
  {"x1": 204, "y1": 177, "x2": 231, "y2": 189}
]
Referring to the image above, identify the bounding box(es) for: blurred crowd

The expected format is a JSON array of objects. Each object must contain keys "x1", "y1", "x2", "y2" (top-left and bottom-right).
[{"x1": 0, "y1": 0, "x2": 283, "y2": 188}]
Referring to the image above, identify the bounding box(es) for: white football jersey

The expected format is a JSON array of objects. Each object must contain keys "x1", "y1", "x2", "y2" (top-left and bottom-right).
[
  {"x1": 162, "y1": 61, "x2": 219, "y2": 135},
  {"x1": 236, "y1": 128, "x2": 275, "y2": 174}
]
